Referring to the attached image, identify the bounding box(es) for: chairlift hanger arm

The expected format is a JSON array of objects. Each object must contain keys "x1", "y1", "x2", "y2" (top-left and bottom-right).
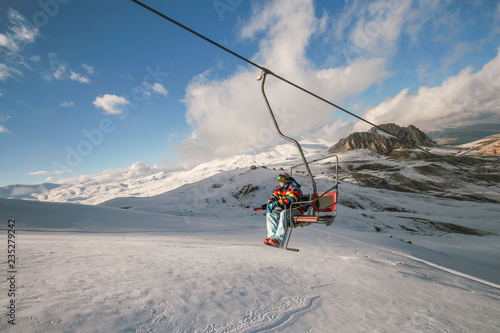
[{"x1": 258, "y1": 71, "x2": 317, "y2": 195}]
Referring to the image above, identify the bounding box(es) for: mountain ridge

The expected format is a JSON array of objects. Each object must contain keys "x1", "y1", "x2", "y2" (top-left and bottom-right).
[
  {"x1": 329, "y1": 123, "x2": 436, "y2": 155},
  {"x1": 1, "y1": 125, "x2": 498, "y2": 204}
]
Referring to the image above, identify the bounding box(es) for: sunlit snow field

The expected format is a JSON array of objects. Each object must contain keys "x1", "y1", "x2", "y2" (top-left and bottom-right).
[{"x1": 1, "y1": 146, "x2": 499, "y2": 332}]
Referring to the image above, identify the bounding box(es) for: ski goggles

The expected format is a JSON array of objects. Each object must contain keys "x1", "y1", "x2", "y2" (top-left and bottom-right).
[{"x1": 277, "y1": 176, "x2": 288, "y2": 182}]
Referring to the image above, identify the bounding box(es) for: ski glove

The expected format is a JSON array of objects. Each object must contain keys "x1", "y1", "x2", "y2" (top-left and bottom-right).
[{"x1": 267, "y1": 201, "x2": 277, "y2": 213}]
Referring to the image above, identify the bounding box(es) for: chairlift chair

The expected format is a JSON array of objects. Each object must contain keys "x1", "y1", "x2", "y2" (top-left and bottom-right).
[{"x1": 257, "y1": 71, "x2": 339, "y2": 251}]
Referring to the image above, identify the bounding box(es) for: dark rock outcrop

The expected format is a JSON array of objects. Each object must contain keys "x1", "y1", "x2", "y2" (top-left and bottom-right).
[
  {"x1": 369, "y1": 124, "x2": 436, "y2": 147},
  {"x1": 329, "y1": 123, "x2": 436, "y2": 155}
]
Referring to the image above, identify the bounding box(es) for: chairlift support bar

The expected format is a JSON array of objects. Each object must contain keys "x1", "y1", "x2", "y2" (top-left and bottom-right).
[{"x1": 258, "y1": 71, "x2": 318, "y2": 195}]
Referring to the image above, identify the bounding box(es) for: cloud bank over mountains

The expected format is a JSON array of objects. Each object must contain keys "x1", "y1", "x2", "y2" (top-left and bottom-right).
[
  {"x1": 355, "y1": 50, "x2": 500, "y2": 132},
  {"x1": 174, "y1": 0, "x2": 500, "y2": 168}
]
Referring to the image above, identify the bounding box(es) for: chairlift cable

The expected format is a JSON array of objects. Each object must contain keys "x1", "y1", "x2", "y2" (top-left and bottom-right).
[{"x1": 130, "y1": 0, "x2": 499, "y2": 190}]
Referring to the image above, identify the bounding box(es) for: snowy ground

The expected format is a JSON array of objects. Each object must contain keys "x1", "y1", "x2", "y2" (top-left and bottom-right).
[
  {"x1": 1, "y1": 142, "x2": 499, "y2": 332},
  {"x1": 3, "y1": 230, "x2": 499, "y2": 332},
  {"x1": 1, "y1": 159, "x2": 499, "y2": 332}
]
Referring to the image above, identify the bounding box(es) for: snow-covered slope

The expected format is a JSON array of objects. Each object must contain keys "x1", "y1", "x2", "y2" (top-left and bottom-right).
[
  {"x1": 1, "y1": 157, "x2": 499, "y2": 331},
  {"x1": 0, "y1": 139, "x2": 499, "y2": 332},
  {"x1": 336, "y1": 148, "x2": 499, "y2": 203},
  {"x1": 458, "y1": 133, "x2": 500, "y2": 156}
]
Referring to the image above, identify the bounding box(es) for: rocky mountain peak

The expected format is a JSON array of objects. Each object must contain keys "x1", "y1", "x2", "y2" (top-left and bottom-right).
[{"x1": 329, "y1": 123, "x2": 436, "y2": 155}]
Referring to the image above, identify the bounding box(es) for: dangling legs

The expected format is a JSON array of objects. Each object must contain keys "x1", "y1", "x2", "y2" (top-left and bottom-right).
[
  {"x1": 278, "y1": 209, "x2": 302, "y2": 245},
  {"x1": 266, "y1": 209, "x2": 303, "y2": 245},
  {"x1": 266, "y1": 210, "x2": 281, "y2": 241}
]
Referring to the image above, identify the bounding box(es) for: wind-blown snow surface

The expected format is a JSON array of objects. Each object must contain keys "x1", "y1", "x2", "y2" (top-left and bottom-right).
[{"x1": 1, "y1": 146, "x2": 500, "y2": 332}]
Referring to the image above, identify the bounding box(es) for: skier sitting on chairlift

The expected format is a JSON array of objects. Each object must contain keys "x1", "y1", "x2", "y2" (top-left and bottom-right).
[{"x1": 264, "y1": 172, "x2": 306, "y2": 246}]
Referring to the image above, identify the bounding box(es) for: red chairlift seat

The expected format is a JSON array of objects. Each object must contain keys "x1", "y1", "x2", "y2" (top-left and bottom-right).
[{"x1": 276, "y1": 188, "x2": 337, "y2": 252}]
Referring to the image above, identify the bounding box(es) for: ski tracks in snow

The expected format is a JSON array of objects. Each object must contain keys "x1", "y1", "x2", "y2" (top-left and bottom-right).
[{"x1": 202, "y1": 296, "x2": 320, "y2": 333}]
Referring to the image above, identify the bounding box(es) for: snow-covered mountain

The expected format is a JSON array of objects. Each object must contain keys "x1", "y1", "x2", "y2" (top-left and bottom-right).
[
  {"x1": 0, "y1": 183, "x2": 61, "y2": 200},
  {"x1": 1, "y1": 131, "x2": 499, "y2": 332},
  {"x1": 428, "y1": 123, "x2": 500, "y2": 145},
  {"x1": 2, "y1": 129, "x2": 498, "y2": 205},
  {"x1": 458, "y1": 133, "x2": 500, "y2": 156},
  {"x1": 0, "y1": 143, "x2": 329, "y2": 204}
]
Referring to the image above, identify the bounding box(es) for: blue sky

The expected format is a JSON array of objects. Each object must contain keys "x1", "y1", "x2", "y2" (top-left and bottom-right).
[{"x1": 1, "y1": 0, "x2": 499, "y2": 186}]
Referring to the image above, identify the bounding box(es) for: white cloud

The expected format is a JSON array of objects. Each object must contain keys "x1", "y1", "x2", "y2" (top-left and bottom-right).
[
  {"x1": 93, "y1": 94, "x2": 130, "y2": 115},
  {"x1": 0, "y1": 63, "x2": 11, "y2": 80},
  {"x1": 329, "y1": 0, "x2": 466, "y2": 64},
  {"x1": 356, "y1": 49, "x2": 500, "y2": 132},
  {"x1": 69, "y1": 71, "x2": 90, "y2": 84},
  {"x1": 0, "y1": 114, "x2": 11, "y2": 134},
  {"x1": 82, "y1": 63, "x2": 94, "y2": 75},
  {"x1": 28, "y1": 170, "x2": 65, "y2": 176},
  {"x1": 60, "y1": 101, "x2": 75, "y2": 108},
  {"x1": 0, "y1": 9, "x2": 39, "y2": 54},
  {"x1": 59, "y1": 161, "x2": 162, "y2": 185},
  {"x1": 174, "y1": 0, "x2": 390, "y2": 168},
  {"x1": 326, "y1": 0, "x2": 410, "y2": 62},
  {"x1": 240, "y1": 0, "x2": 316, "y2": 75},
  {"x1": 494, "y1": 3, "x2": 500, "y2": 34},
  {"x1": 27, "y1": 170, "x2": 68, "y2": 182},
  {"x1": 0, "y1": 9, "x2": 39, "y2": 82},
  {"x1": 9, "y1": 10, "x2": 38, "y2": 42},
  {"x1": 168, "y1": 0, "x2": 499, "y2": 168},
  {"x1": 0, "y1": 62, "x2": 22, "y2": 81},
  {"x1": 0, "y1": 124, "x2": 10, "y2": 134},
  {"x1": 138, "y1": 82, "x2": 168, "y2": 98},
  {"x1": 152, "y1": 83, "x2": 168, "y2": 96},
  {"x1": 348, "y1": 0, "x2": 411, "y2": 57},
  {"x1": 43, "y1": 53, "x2": 91, "y2": 84},
  {"x1": 0, "y1": 33, "x2": 9, "y2": 48}
]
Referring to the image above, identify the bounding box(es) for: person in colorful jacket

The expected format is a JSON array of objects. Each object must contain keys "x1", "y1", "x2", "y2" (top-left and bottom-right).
[{"x1": 264, "y1": 172, "x2": 305, "y2": 246}]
